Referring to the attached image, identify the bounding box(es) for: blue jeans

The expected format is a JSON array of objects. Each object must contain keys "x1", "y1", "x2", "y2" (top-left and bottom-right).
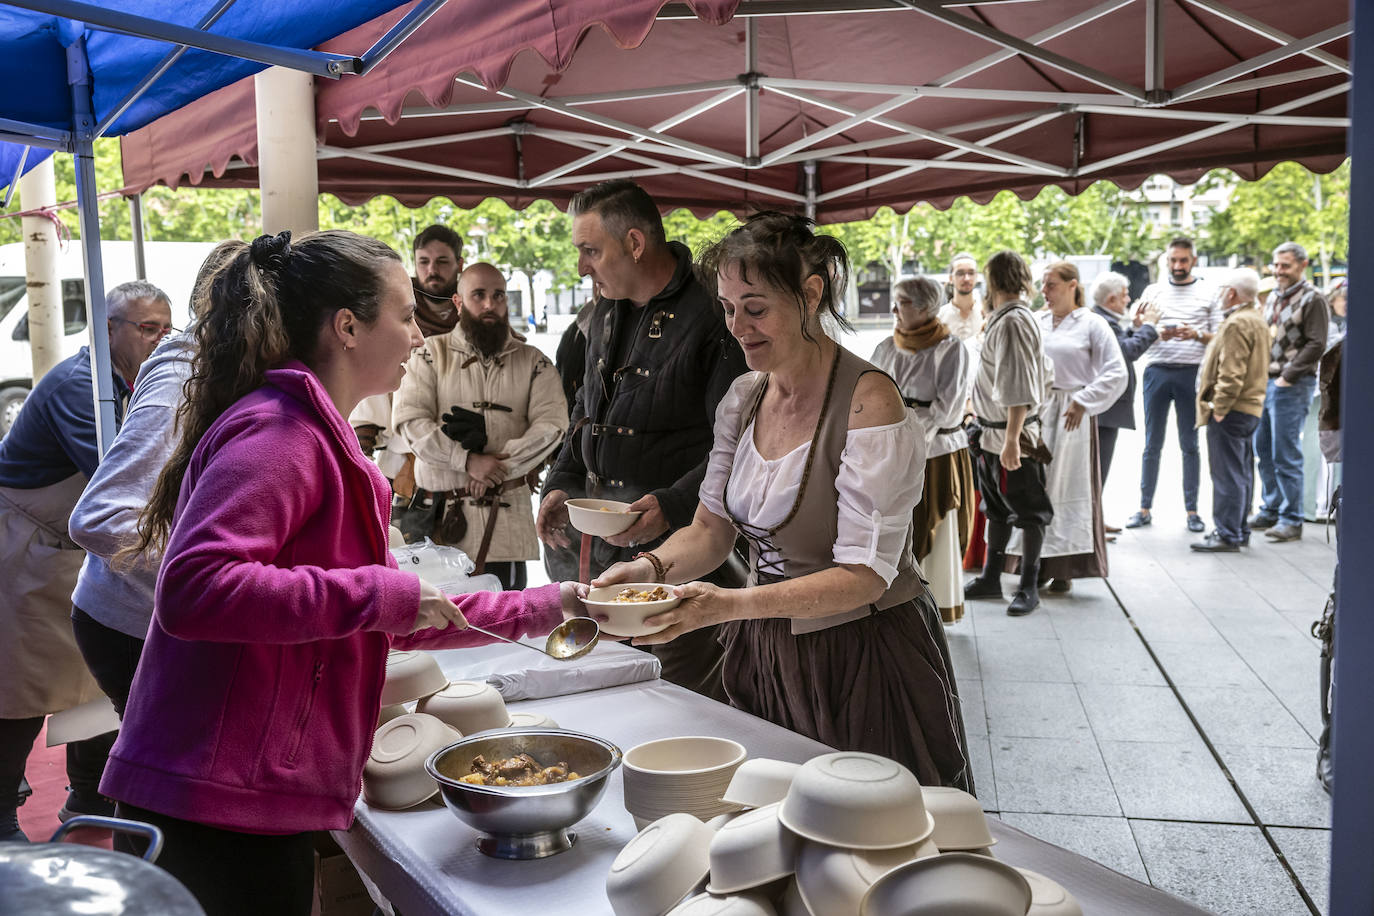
[
  {"x1": 1140, "y1": 363, "x2": 1201, "y2": 512},
  {"x1": 1255, "y1": 375, "x2": 1318, "y2": 526},
  {"x1": 1207, "y1": 411, "x2": 1260, "y2": 543}
]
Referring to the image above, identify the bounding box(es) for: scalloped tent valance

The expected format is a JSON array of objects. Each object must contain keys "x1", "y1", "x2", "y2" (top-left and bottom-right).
[{"x1": 119, "y1": 0, "x2": 1349, "y2": 222}]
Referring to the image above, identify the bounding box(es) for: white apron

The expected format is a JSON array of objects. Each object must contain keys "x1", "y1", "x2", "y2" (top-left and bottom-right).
[
  {"x1": 1008, "y1": 388, "x2": 1095, "y2": 560},
  {"x1": 0, "y1": 473, "x2": 103, "y2": 719},
  {"x1": 924, "y1": 508, "x2": 962, "y2": 611}
]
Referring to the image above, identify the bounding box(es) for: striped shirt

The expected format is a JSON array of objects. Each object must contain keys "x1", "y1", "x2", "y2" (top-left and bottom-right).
[{"x1": 1138, "y1": 277, "x2": 1220, "y2": 365}]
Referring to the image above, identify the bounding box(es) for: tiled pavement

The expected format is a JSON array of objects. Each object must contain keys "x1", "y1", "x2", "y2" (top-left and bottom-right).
[{"x1": 954, "y1": 423, "x2": 1335, "y2": 916}]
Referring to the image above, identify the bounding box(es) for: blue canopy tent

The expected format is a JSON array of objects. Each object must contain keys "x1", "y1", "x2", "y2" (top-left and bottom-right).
[{"x1": 0, "y1": 0, "x2": 448, "y2": 450}]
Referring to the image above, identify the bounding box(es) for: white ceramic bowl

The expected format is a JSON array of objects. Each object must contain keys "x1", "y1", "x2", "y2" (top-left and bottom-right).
[
  {"x1": 417, "y1": 680, "x2": 509, "y2": 735},
  {"x1": 583, "y1": 583, "x2": 680, "y2": 638},
  {"x1": 859, "y1": 852, "x2": 1033, "y2": 916},
  {"x1": 1016, "y1": 868, "x2": 1083, "y2": 916},
  {"x1": 380, "y1": 650, "x2": 448, "y2": 706},
  {"x1": 623, "y1": 737, "x2": 748, "y2": 823},
  {"x1": 706, "y1": 811, "x2": 745, "y2": 831},
  {"x1": 377, "y1": 703, "x2": 410, "y2": 728},
  {"x1": 922, "y1": 785, "x2": 996, "y2": 851},
  {"x1": 567, "y1": 498, "x2": 641, "y2": 537},
  {"x1": 668, "y1": 893, "x2": 778, "y2": 916},
  {"x1": 794, "y1": 838, "x2": 935, "y2": 915},
  {"x1": 508, "y1": 710, "x2": 560, "y2": 729},
  {"x1": 722, "y1": 758, "x2": 801, "y2": 809},
  {"x1": 363, "y1": 713, "x2": 461, "y2": 810},
  {"x1": 778, "y1": 752, "x2": 934, "y2": 850},
  {"x1": 607, "y1": 812, "x2": 715, "y2": 916},
  {"x1": 779, "y1": 880, "x2": 813, "y2": 916},
  {"x1": 706, "y1": 803, "x2": 799, "y2": 894}
]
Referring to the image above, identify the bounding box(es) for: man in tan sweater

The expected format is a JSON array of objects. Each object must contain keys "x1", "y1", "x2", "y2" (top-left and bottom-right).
[{"x1": 1192, "y1": 268, "x2": 1270, "y2": 552}]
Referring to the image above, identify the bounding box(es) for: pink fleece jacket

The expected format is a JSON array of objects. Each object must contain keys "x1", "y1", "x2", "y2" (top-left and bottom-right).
[{"x1": 101, "y1": 362, "x2": 564, "y2": 834}]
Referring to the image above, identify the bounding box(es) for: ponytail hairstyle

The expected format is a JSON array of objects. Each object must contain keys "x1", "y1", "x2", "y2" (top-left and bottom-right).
[
  {"x1": 1045, "y1": 260, "x2": 1084, "y2": 309},
  {"x1": 697, "y1": 211, "x2": 853, "y2": 344},
  {"x1": 125, "y1": 229, "x2": 401, "y2": 560}
]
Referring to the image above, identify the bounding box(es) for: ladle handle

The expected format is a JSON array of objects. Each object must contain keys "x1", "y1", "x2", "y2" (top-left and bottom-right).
[{"x1": 465, "y1": 621, "x2": 551, "y2": 658}]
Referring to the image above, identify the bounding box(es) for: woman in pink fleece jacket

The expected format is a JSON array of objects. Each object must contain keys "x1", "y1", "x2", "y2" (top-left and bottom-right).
[{"x1": 100, "y1": 231, "x2": 577, "y2": 916}]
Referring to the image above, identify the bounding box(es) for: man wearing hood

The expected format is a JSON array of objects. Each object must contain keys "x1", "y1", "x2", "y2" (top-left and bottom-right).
[{"x1": 351, "y1": 225, "x2": 464, "y2": 494}]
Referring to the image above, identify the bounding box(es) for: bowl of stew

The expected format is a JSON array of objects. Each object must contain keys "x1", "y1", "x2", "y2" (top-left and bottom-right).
[{"x1": 426, "y1": 728, "x2": 622, "y2": 859}]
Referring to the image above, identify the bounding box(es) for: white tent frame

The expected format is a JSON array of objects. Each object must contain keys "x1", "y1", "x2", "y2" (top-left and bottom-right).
[{"x1": 205, "y1": 0, "x2": 1349, "y2": 219}]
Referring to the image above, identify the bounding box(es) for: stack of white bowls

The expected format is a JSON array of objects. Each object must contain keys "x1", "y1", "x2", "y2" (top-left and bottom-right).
[
  {"x1": 622, "y1": 737, "x2": 748, "y2": 829},
  {"x1": 607, "y1": 750, "x2": 1083, "y2": 916}
]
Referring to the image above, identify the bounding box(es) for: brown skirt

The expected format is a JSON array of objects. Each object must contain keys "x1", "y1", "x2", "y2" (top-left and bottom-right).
[
  {"x1": 718, "y1": 588, "x2": 973, "y2": 792},
  {"x1": 911, "y1": 448, "x2": 976, "y2": 561}
]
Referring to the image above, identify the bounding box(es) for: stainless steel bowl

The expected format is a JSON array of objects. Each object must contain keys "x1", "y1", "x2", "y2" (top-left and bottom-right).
[{"x1": 425, "y1": 727, "x2": 622, "y2": 859}]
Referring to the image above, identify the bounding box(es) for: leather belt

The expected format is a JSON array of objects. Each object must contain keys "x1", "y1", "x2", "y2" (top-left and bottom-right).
[
  {"x1": 978, "y1": 414, "x2": 1040, "y2": 429},
  {"x1": 936, "y1": 426, "x2": 963, "y2": 435},
  {"x1": 471, "y1": 400, "x2": 513, "y2": 412},
  {"x1": 903, "y1": 396, "x2": 932, "y2": 409},
  {"x1": 591, "y1": 424, "x2": 637, "y2": 437}
]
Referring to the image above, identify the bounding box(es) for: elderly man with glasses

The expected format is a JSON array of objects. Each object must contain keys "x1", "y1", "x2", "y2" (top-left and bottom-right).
[
  {"x1": 1249, "y1": 242, "x2": 1330, "y2": 542},
  {"x1": 0, "y1": 280, "x2": 170, "y2": 840}
]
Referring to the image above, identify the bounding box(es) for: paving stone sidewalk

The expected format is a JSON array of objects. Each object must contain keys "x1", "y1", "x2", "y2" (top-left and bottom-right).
[{"x1": 957, "y1": 422, "x2": 1335, "y2": 916}]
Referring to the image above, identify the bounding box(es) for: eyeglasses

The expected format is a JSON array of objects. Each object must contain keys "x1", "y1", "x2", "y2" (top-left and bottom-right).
[{"x1": 110, "y1": 317, "x2": 176, "y2": 339}]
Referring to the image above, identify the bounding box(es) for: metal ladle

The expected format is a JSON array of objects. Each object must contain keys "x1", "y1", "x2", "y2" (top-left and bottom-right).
[{"x1": 464, "y1": 616, "x2": 601, "y2": 661}]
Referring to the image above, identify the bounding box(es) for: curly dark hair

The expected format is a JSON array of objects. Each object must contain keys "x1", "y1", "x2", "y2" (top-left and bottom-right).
[
  {"x1": 125, "y1": 230, "x2": 401, "y2": 560},
  {"x1": 696, "y1": 211, "x2": 854, "y2": 344}
]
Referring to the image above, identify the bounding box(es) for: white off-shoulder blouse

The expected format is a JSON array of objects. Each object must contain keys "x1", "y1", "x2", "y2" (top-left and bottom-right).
[{"x1": 698, "y1": 373, "x2": 926, "y2": 586}]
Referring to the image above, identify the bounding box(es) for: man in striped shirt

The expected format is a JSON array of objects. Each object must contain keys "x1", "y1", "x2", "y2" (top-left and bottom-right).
[{"x1": 1124, "y1": 237, "x2": 1222, "y2": 534}]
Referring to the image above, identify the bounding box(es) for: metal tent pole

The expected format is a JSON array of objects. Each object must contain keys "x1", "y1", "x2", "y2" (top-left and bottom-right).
[
  {"x1": 1329, "y1": 3, "x2": 1372, "y2": 910},
  {"x1": 67, "y1": 35, "x2": 117, "y2": 455}
]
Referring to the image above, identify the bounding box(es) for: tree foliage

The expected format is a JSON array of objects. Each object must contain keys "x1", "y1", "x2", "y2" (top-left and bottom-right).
[{"x1": 1197, "y1": 162, "x2": 1349, "y2": 279}]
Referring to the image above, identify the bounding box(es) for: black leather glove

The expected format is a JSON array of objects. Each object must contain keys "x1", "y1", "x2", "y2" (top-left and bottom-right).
[{"x1": 441, "y1": 405, "x2": 488, "y2": 453}]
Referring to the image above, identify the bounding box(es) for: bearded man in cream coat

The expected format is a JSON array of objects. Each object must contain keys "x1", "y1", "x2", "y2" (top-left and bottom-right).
[{"x1": 394, "y1": 263, "x2": 568, "y2": 589}]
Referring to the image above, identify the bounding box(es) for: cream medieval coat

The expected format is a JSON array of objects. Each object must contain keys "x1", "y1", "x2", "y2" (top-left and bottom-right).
[{"x1": 393, "y1": 326, "x2": 568, "y2": 562}]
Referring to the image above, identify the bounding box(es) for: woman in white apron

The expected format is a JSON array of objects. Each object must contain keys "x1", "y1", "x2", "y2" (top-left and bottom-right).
[
  {"x1": 1008, "y1": 262, "x2": 1127, "y2": 590},
  {"x1": 871, "y1": 276, "x2": 974, "y2": 623}
]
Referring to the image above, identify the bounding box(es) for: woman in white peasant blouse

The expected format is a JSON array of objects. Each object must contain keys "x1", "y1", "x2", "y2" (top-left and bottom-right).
[
  {"x1": 1007, "y1": 262, "x2": 1127, "y2": 591},
  {"x1": 594, "y1": 213, "x2": 969, "y2": 787}
]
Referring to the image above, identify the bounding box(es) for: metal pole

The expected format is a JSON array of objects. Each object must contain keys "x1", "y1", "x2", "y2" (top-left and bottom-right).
[
  {"x1": 1330, "y1": 0, "x2": 1373, "y2": 907},
  {"x1": 128, "y1": 193, "x2": 147, "y2": 280},
  {"x1": 19, "y1": 156, "x2": 63, "y2": 383},
  {"x1": 67, "y1": 35, "x2": 117, "y2": 455},
  {"x1": 255, "y1": 67, "x2": 320, "y2": 235},
  {"x1": 803, "y1": 160, "x2": 817, "y2": 220},
  {"x1": 1144, "y1": 0, "x2": 1165, "y2": 104},
  {"x1": 745, "y1": 19, "x2": 760, "y2": 166}
]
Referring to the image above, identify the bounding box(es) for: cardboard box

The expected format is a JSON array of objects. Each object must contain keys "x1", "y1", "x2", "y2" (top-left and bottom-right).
[{"x1": 311, "y1": 834, "x2": 376, "y2": 916}]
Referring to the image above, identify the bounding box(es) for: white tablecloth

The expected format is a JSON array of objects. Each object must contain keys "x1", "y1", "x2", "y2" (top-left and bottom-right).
[{"x1": 336, "y1": 680, "x2": 1210, "y2": 916}]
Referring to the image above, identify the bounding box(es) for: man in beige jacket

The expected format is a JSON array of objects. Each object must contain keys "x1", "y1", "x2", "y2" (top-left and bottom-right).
[
  {"x1": 1193, "y1": 267, "x2": 1270, "y2": 553},
  {"x1": 394, "y1": 263, "x2": 569, "y2": 588}
]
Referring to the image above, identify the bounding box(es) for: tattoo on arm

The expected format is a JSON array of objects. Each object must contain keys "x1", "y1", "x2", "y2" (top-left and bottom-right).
[{"x1": 853, "y1": 404, "x2": 864, "y2": 414}]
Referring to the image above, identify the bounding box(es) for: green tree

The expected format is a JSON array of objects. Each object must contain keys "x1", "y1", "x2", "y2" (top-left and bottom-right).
[{"x1": 1198, "y1": 162, "x2": 1349, "y2": 281}]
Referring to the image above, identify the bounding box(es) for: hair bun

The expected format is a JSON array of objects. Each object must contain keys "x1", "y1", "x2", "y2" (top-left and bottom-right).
[{"x1": 251, "y1": 231, "x2": 293, "y2": 273}]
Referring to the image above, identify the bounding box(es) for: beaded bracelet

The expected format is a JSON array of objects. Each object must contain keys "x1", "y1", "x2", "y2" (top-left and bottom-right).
[{"x1": 632, "y1": 550, "x2": 673, "y2": 583}]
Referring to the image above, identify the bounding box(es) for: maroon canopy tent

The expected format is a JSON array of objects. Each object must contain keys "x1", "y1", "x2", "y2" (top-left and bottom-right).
[{"x1": 119, "y1": 0, "x2": 1349, "y2": 221}]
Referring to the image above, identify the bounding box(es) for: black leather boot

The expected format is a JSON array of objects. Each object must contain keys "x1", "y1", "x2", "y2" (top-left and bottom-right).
[
  {"x1": 1008, "y1": 525, "x2": 1044, "y2": 616},
  {"x1": 965, "y1": 520, "x2": 1012, "y2": 600}
]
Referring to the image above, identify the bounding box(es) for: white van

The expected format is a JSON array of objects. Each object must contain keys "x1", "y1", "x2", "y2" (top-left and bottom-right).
[{"x1": 0, "y1": 240, "x2": 216, "y2": 437}]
